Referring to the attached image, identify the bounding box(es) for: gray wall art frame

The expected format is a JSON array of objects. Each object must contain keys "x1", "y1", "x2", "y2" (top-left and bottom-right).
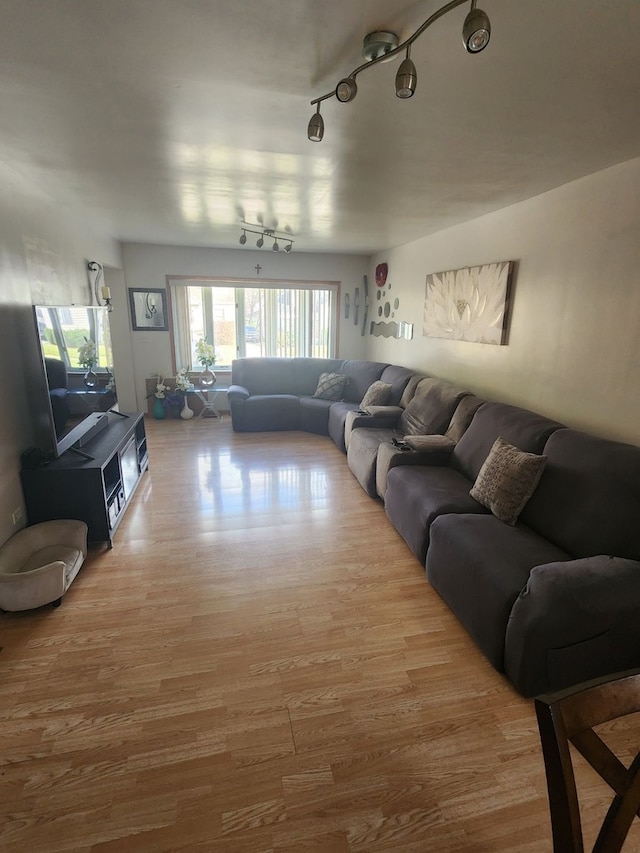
[
  {"x1": 423, "y1": 261, "x2": 515, "y2": 345},
  {"x1": 128, "y1": 288, "x2": 169, "y2": 331}
]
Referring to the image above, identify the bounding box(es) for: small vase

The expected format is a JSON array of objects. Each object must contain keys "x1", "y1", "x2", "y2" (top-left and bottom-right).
[
  {"x1": 83, "y1": 368, "x2": 98, "y2": 388},
  {"x1": 200, "y1": 368, "x2": 216, "y2": 387},
  {"x1": 153, "y1": 397, "x2": 166, "y2": 420},
  {"x1": 180, "y1": 397, "x2": 194, "y2": 420}
]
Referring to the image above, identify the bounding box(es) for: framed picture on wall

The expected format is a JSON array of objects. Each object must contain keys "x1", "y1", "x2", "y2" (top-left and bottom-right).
[{"x1": 128, "y1": 288, "x2": 168, "y2": 331}]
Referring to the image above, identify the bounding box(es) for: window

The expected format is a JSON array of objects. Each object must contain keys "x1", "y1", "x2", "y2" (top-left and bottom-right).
[{"x1": 168, "y1": 279, "x2": 338, "y2": 370}]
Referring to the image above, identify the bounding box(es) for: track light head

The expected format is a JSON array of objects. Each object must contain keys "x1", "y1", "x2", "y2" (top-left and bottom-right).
[
  {"x1": 256, "y1": 235, "x2": 264, "y2": 248},
  {"x1": 463, "y1": 5, "x2": 491, "y2": 53},
  {"x1": 307, "y1": 106, "x2": 324, "y2": 142},
  {"x1": 395, "y1": 51, "x2": 417, "y2": 99},
  {"x1": 284, "y1": 242, "x2": 292, "y2": 253},
  {"x1": 336, "y1": 77, "x2": 358, "y2": 103},
  {"x1": 272, "y1": 239, "x2": 279, "y2": 252},
  {"x1": 239, "y1": 231, "x2": 247, "y2": 245}
]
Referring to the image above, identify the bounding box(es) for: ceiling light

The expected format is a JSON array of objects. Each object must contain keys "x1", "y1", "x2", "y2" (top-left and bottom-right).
[
  {"x1": 238, "y1": 222, "x2": 295, "y2": 252},
  {"x1": 307, "y1": 105, "x2": 324, "y2": 142},
  {"x1": 336, "y1": 77, "x2": 358, "y2": 103},
  {"x1": 362, "y1": 31, "x2": 399, "y2": 62},
  {"x1": 395, "y1": 47, "x2": 417, "y2": 99},
  {"x1": 308, "y1": 0, "x2": 493, "y2": 140},
  {"x1": 463, "y1": 1, "x2": 491, "y2": 53}
]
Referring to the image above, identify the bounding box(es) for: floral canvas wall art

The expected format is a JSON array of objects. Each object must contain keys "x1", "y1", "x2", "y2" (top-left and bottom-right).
[{"x1": 423, "y1": 261, "x2": 514, "y2": 345}]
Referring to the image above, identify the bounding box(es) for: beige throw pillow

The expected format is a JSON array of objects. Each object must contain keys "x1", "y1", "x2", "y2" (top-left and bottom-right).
[
  {"x1": 361, "y1": 381, "x2": 392, "y2": 408},
  {"x1": 470, "y1": 436, "x2": 546, "y2": 525}
]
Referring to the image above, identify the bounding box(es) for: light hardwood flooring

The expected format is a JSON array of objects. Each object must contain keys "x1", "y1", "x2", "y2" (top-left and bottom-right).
[{"x1": 2, "y1": 418, "x2": 639, "y2": 852}]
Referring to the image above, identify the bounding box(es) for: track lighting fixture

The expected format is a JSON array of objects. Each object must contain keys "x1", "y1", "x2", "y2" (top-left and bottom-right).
[
  {"x1": 395, "y1": 46, "x2": 417, "y2": 99},
  {"x1": 463, "y1": 0, "x2": 491, "y2": 52},
  {"x1": 307, "y1": 0, "x2": 492, "y2": 141},
  {"x1": 237, "y1": 222, "x2": 295, "y2": 253},
  {"x1": 307, "y1": 104, "x2": 324, "y2": 142}
]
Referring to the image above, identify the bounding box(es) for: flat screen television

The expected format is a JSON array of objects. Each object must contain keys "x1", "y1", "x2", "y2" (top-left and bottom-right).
[{"x1": 32, "y1": 305, "x2": 119, "y2": 457}]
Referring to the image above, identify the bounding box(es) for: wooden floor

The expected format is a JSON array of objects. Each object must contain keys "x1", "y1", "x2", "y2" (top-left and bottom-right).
[{"x1": 2, "y1": 418, "x2": 639, "y2": 852}]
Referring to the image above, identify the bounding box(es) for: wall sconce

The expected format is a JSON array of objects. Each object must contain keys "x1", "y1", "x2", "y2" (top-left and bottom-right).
[
  {"x1": 239, "y1": 222, "x2": 295, "y2": 253},
  {"x1": 308, "y1": 0, "x2": 491, "y2": 141},
  {"x1": 88, "y1": 261, "x2": 113, "y2": 312}
]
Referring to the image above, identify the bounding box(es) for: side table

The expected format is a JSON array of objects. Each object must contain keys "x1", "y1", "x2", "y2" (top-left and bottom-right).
[{"x1": 192, "y1": 386, "x2": 229, "y2": 421}]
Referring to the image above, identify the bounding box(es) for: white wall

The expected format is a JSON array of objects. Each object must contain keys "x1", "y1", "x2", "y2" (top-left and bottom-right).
[
  {"x1": 120, "y1": 243, "x2": 369, "y2": 409},
  {"x1": 365, "y1": 157, "x2": 640, "y2": 445},
  {"x1": 0, "y1": 162, "x2": 121, "y2": 546}
]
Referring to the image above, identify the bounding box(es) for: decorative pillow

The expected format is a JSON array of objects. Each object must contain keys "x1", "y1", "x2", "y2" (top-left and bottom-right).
[
  {"x1": 360, "y1": 381, "x2": 392, "y2": 408},
  {"x1": 470, "y1": 436, "x2": 547, "y2": 525},
  {"x1": 313, "y1": 372, "x2": 348, "y2": 401}
]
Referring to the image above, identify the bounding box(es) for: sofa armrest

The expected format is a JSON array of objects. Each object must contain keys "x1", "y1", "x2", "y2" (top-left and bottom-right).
[
  {"x1": 227, "y1": 384, "x2": 250, "y2": 401},
  {"x1": 364, "y1": 405, "x2": 404, "y2": 419},
  {"x1": 505, "y1": 555, "x2": 640, "y2": 697},
  {"x1": 376, "y1": 437, "x2": 456, "y2": 499}
]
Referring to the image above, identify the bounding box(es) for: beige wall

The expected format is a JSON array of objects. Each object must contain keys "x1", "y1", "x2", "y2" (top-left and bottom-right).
[
  {"x1": 0, "y1": 162, "x2": 120, "y2": 547},
  {"x1": 365, "y1": 157, "x2": 640, "y2": 445},
  {"x1": 119, "y1": 243, "x2": 369, "y2": 410}
]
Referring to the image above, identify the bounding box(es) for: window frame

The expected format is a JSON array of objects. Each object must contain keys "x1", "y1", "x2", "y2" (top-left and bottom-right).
[{"x1": 166, "y1": 275, "x2": 341, "y2": 374}]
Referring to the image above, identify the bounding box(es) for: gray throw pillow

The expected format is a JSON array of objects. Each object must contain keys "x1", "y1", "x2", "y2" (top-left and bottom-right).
[
  {"x1": 470, "y1": 436, "x2": 546, "y2": 525},
  {"x1": 361, "y1": 381, "x2": 392, "y2": 408},
  {"x1": 313, "y1": 372, "x2": 348, "y2": 401}
]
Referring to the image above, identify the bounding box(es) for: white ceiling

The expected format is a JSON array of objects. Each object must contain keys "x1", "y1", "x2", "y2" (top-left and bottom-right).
[{"x1": 1, "y1": 0, "x2": 639, "y2": 254}]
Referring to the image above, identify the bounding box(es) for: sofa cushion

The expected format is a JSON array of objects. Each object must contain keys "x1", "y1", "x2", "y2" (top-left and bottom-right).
[
  {"x1": 340, "y1": 360, "x2": 388, "y2": 403},
  {"x1": 426, "y1": 513, "x2": 570, "y2": 672},
  {"x1": 520, "y1": 428, "x2": 640, "y2": 560},
  {"x1": 398, "y1": 378, "x2": 468, "y2": 436},
  {"x1": 384, "y1": 465, "x2": 489, "y2": 564},
  {"x1": 313, "y1": 372, "x2": 348, "y2": 401},
  {"x1": 361, "y1": 381, "x2": 392, "y2": 408},
  {"x1": 231, "y1": 357, "x2": 299, "y2": 395},
  {"x1": 292, "y1": 357, "x2": 345, "y2": 396},
  {"x1": 379, "y1": 364, "x2": 417, "y2": 406},
  {"x1": 470, "y1": 437, "x2": 546, "y2": 525},
  {"x1": 236, "y1": 394, "x2": 300, "y2": 431},
  {"x1": 376, "y1": 437, "x2": 456, "y2": 499},
  {"x1": 444, "y1": 394, "x2": 485, "y2": 443},
  {"x1": 299, "y1": 396, "x2": 335, "y2": 435},
  {"x1": 451, "y1": 401, "x2": 564, "y2": 482}
]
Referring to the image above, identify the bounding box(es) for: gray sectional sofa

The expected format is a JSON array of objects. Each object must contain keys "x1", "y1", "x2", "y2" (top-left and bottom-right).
[{"x1": 227, "y1": 357, "x2": 640, "y2": 697}]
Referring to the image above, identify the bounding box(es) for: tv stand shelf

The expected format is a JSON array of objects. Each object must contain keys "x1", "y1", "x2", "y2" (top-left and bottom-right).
[{"x1": 21, "y1": 412, "x2": 148, "y2": 547}]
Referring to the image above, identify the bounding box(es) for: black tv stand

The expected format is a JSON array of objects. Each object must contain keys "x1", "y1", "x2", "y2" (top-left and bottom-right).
[{"x1": 21, "y1": 412, "x2": 148, "y2": 547}]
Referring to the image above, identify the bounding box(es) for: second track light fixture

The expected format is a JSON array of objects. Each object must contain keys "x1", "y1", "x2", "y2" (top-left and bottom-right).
[
  {"x1": 308, "y1": 0, "x2": 491, "y2": 141},
  {"x1": 239, "y1": 222, "x2": 294, "y2": 253}
]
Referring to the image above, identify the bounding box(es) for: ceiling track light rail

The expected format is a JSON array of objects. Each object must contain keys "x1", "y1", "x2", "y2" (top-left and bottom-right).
[
  {"x1": 239, "y1": 223, "x2": 294, "y2": 253},
  {"x1": 307, "y1": 0, "x2": 491, "y2": 141}
]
